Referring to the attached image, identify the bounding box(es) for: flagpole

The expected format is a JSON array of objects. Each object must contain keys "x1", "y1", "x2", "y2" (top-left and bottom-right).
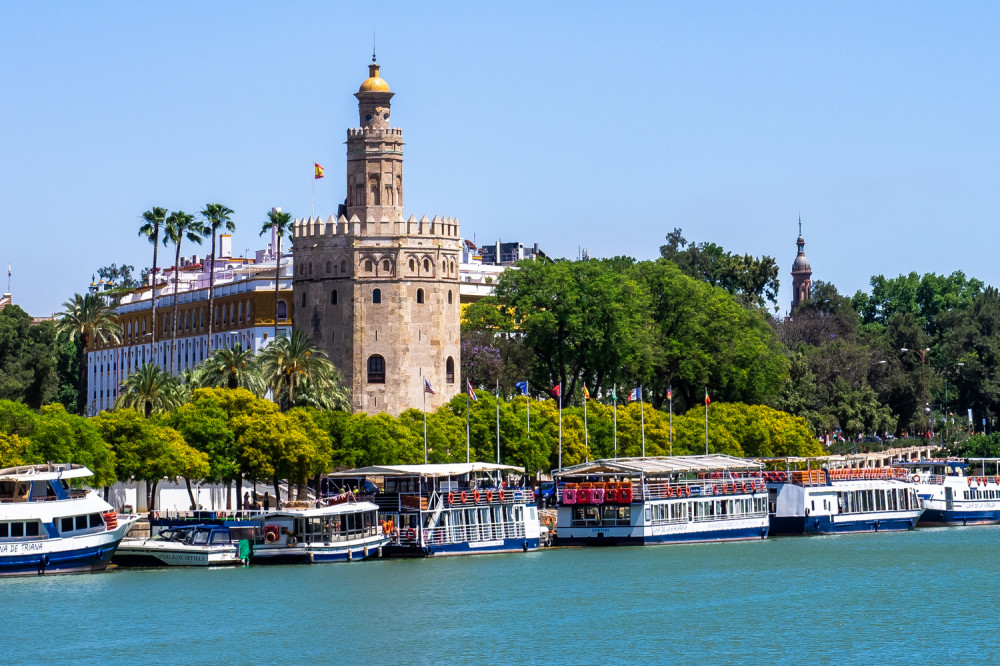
[
  {"x1": 496, "y1": 379, "x2": 501, "y2": 465},
  {"x1": 526, "y1": 380, "x2": 530, "y2": 433},
  {"x1": 466, "y1": 390, "x2": 470, "y2": 464},
  {"x1": 640, "y1": 385, "x2": 646, "y2": 457},
  {"x1": 558, "y1": 385, "x2": 563, "y2": 470},
  {"x1": 704, "y1": 386, "x2": 709, "y2": 456},
  {"x1": 668, "y1": 386, "x2": 673, "y2": 456},
  {"x1": 311, "y1": 173, "x2": 315, "y2": 219},
  {"x1": 584, "y1": 388, "x2": 589, "y2": 462},
  {"x1": 423, "y1": 383, "x2": 428, "y2": 464},
  {"x1": 613, "y1": 383, "x2": 618, "y2": 457}
]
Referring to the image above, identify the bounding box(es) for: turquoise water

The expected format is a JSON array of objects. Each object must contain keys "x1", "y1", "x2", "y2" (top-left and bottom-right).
[{"x1": 5, "y1": 527, "x2": 998, "y2": 664}]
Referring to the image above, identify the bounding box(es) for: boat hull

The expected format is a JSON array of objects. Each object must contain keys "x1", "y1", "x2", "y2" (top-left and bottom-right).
[
  {"x1": 0, "y1": 538, "x2": 123, "y2": 576},
  {"x1": 557, "y1": 522, "x2": 768, "y2": 547},
  {"x1": 113, "y1": 545, "x2": 242, "y2": 567},
  {"x1": 771, "y1": 513, "x2": 919, "y2": 535},
  {"x1": 249, "y1": 537, "x2": 389, "y2": 565},
  {"x1": 384, "y1": 537, "x2": 540, "y2": 557},
  {"x1": 918, "y1": 508, "x2": 1000, "y2": 527}
]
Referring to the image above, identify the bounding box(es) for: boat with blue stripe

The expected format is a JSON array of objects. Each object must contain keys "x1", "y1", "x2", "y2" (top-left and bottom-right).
[
  {"x1": 765, "y1": 466, "x2": 922, "y2": 535},
  {"x1": 895, "y1": 458, "x2": 1000, "y2": 527},
  {"x1": 329, "y1": 463, "x2": 541, "y2": 557},
  {"x1": 0, "y1": 463, "x2": 138, "y2": 576},
  {"x1": 553, "y1": 455, "x2": 770, "y2": 547}
]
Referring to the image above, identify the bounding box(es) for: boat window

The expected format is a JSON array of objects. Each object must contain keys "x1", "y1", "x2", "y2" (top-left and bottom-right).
[
  {"x1": 61, "y1": 517, "x2": 74, "y2": 533},
  {"x1": 90, "y1": 513, "x2": 104, "y2": 528},
  {"x1": 192, "y1": 531, "x2": 211, "y2": 545},
  {"x1": 0, "y1": 523, "x2": 6, "y2": 538},
  {"x1": 11, "y1": 522, "x2": 23, "y2": 537}
]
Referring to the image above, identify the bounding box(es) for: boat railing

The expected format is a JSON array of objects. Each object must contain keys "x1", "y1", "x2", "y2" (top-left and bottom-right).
[
  {"x1": 392, "y1": 488, "x2": 535, "y2": 511},
  {"x1": 150, "y1": 509, "x2": 269, "y2": 521},
  {"x1": 401, "y1": 521, "x2": 527, "y2": 547},
  {"x1": 558, "y1": 479, "x2": 765, "y2": 504}
]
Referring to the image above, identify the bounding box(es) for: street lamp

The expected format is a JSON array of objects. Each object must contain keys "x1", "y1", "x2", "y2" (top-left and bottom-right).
[{"x1": 901, "y1": 347, "x2": 931, "y2": 437}]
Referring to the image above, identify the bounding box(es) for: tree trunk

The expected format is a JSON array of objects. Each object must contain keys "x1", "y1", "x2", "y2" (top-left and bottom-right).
[
  {"x1": 76, "y1": 333, "x2": 89, "y2": 415},
  {"x1": 184, "y1": 477, "x2": 196, "y2": 509},
  {"x1": 149, "y1": 479, "x2": 159, "y2": 512},
  {"x1": 313, "y1": 472, "x2": 323, "y2": 500},
  {"x1": 170, "y1": 241, "x2": 182, "y2": 374},
  {"x1": 296, "y1": 481, "x2": 308, "y2": 501},
  {"x1": 236, "y1": 476, "x2": 243, "y2": 510},
  {"x1": 272, "y1": 476, "x2": 282, "y2": 508},
  {"x1": 273, "y1": 235, "x2": 281, "y2": 340},
  {"x1": 207, "y1": 229, "x2": 216, "y2": 353},
  {"x1": 151, "y1": 228, "x2": 159, "y2": 353},
  {"x1": 226, "y1": 481, "x2": 232, "y2": 510}
]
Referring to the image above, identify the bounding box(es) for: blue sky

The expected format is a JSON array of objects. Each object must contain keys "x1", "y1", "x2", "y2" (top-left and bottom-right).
[{"x1": 4, "y1": 2, "x2": 1000, "y2": 316}]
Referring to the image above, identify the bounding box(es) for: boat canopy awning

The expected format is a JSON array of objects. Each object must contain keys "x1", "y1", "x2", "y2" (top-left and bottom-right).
[
  {"x1": 0, "y1": 463, "x2": 93, "y2": 482},
  {"x1": 327, "y1": 463, "x2": 524, "y2": 479},
  {"x1": 553, "y1": 455, "x2": 762, "y2": 478}
]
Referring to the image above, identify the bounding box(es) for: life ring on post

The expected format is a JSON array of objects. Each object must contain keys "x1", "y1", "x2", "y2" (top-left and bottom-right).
[
  {"x1": 486, "y1": 490, "x2": 494, "y2": 503},
  {"x1": 474, "y1": 490, "x2": 481, "y2": 503},
  {"x1": 542, "y1": 514, "x2": 556, "y2": 528},
  {"x1": 499, "y1": 488, "x2": 505, "y2": 502},
  {"x1": 448, "y1": 492, "x2": 455, "y2": 504},
  {"x1": 461, "y1": 491, "x2": 468, "y2": 503}
]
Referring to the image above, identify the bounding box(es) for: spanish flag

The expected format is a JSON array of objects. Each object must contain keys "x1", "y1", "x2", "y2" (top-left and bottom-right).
[
  {"x1": 582, "y1": 384, "x2": 590, "y2": 400},
  {"x1": 314, "y1": 162, "x2": 324, "y2": 179}
]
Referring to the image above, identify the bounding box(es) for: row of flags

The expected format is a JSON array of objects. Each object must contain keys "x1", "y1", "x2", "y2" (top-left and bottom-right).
[{"x1": 444, "y1": 377, "x2": 713, "y2": 405}]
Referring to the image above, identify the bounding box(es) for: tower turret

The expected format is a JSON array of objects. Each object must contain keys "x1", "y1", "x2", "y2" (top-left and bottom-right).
[
  {"x1": 345, "y1": 58, "x2": 404, "y2": 223},
  {"x1": 791, "y1": 219, "x2": 812, "y2": 311}
]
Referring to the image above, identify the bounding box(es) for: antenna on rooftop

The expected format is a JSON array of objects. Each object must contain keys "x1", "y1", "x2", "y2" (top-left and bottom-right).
[{"x1": 373, "y1": 32, "x2": 377, "y2": 62}]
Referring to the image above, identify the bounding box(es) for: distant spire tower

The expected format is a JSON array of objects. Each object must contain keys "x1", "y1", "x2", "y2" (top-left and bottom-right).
[{"x1": 791, "y1": 216, "x2": 813, "y2": 312}]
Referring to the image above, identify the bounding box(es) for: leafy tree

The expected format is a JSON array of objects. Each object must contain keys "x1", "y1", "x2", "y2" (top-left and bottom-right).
[
  {"x1": 284, "y1": 407, "x2": 331, "y2": 499},
  {"x1": 27, "y1": 404, "x2": 116, "y2": 488},
  {"x1": 54, "y1": 336, "x2": 82, "y2": 411},
  {"x1": 660, "y1": 228, "x2": 780, "y2": 310},
  {"x1": 936, "y1": 287, "x2": 1000, "y2": 430},
  {"x1": 703, "y1": 402, "x2": 823, "y2": 457},
  {"x1": 259, "y1": 207, "x2": 294, "y2": 340},
  {"x1": 169, "y1": 391, "x2": 238, "y2": 505},
  {"x1": 116, "y1": 363, "x2": 183, "y2": 417},
  {"x1": 200, "y1": 202, "x2": 236, "y2": 353},
  {"x1": 852, "y1": 271, "x2": 983, "y2": 337},
  {"x1": 0, "y1": 305, "x2": 60, "y2": 407},
  {"x1": 163, "y1": 210, "x2": 209, "y2": 373},
  {"x1": 0, "y1": 432, "x2": 28, "y2": 467},
  {"x1": 342, "y1": 412, "x2": 422, "y2": 467},
  {"x1": 56, "y1": 293, "x2": 122, "y2": 415},
  {"x1": 0, "y1": 399, "x2": 40, "y2": 436},
  {"x1": 138, "y1": 206, "x2": 167, "y2": 349},
  {"x1": 199, "y1": 343, "x2": 264, "y2": 394},
  {"x1": 258, "y1": 330, "x2": 348, "y2": 411},
  {"x1": 95, "y1": 263, "x2": 139, "y2": 290}
]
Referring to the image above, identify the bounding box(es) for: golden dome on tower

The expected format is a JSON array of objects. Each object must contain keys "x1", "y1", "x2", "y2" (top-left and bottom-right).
[{"x1": 359, "y1": 62, "x2": 390, "y2": 93}]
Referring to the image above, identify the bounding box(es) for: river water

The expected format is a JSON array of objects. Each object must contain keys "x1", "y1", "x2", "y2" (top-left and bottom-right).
[{"x1": 6, "y1": 526, "x2": 998, "y2": 663}]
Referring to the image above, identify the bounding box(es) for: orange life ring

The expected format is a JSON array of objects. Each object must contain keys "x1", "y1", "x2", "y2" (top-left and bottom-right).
[
  {"x1": 407, "y1": 528, "x2": 416, "y2": 540},
  {"x1": 461, "y1": 491, "x2": 468, "y2": 503},
  {"x1": 684, "y1": 486, "x2": 691, "y2": 497},
  {"x1": 474, "y1": 490, "x2": 481, "y2": 503},
  {"x1": 542, "y1": 514, "x2": 556, "y2": 528},
  {"x1": 487, "y1": 490, "x2": 494, "y2": 503},
  {"x1": 499, "y1": 488, "x2": 505, "y2": 502},
  {"x1": 448, "y1": 492, "x2": 455, "y2": 504},
  {"x1": 713, "y1": 485, "x2": 720, "y2": 495},
  {"x1": 912, "y1": 475, "x2": 921, "y2": 483}
]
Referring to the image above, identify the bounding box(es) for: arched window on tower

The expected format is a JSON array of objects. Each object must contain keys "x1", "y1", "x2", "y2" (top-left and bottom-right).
[
  {"x1": 341, "y1": 260, "x2": 348, "y2": 275},
  {"x1": 423, "y1": 258, "x2": 430, "y2": 272},
  {"x1": 446, "y1": 357, "x2": 455, "y2": 384},
  {"x1": 409, "y1": 258, "x2": 415, "y2": 272},
  {"x1": 276, "y1": 300, "x2": 288, "y2": 320},
  {"x1": 416, "y1": 288, "x2": 424, "y2": 304},
  {"x1": 301, "y1": 292, "x2": 307, "y2": 307},
  {"x1": 326, "y1": 261, "x2": 332, "y2": 274},
  {"x1": 447, "y1": 290, "x2": 453, "y2": 305},
  {"x1": 331, "y1": 290, "x2": 338, "y2": 305},
  {"x1": 383, "y1": 260, "x2": 390, "y2": 273},
  {"x1": 367, "y1": 355, "x2": 386, "y2": 384},
  {"x1": 365, "y1": 260, "x2": 373, "y2": 272},
  {"x1": 372, "y1": 289, "x2": 381, "y2": 304},
  {"x1": 370, "y1": 183, "x2": 380, "y2": 205}
]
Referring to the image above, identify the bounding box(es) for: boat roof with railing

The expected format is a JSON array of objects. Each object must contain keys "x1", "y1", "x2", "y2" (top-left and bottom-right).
[
  {"x1": 328, "y1": 463, "x2": 524, "y2": 479},
  {"x1": 266, "y1": 500, "x2": 379, "y2": 518},
  {"x1": 553, "y1": 455, "x2": 763, "y2": 478},
  {"x1": 0, "y1": 463, "x2": 93, "y2": 482},
  {"x1": 895, "y1": 459, "x2": 967, "y2": 471}
]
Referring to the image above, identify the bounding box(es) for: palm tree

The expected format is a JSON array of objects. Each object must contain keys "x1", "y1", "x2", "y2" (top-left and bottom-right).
[
  {"x1": 163, "y1": 210, "x2": 209, "y2": 374},
  {"x1": 259, "y1": 207, "x2": 293, "y2": 340},
  {"x1": 138, "y1": 207, "x2": 167, "y2": 352},
  {"x1": 258, "y1": 330, "x2": 347, "y2": 411},
  {"x1": 200, "y1": 203, "x2": 236, "y2": 353},
  {"x1": 200, "y1": 343, "x2": 265, "y2": 395},
  {"x1": 57, "y1": 293, "x2": 122, "y2": 415},
  {"x1": 115, "y1": 363, "x2": 183, "y2": 417}
]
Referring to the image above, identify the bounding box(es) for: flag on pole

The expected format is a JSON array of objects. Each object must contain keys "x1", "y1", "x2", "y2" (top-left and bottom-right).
[
  {"x1": 551, "y1": 384, "x2": 561, "y2": 398},
  {"x1": 667, "y1": 387, "x2": 672, "y2": 400},
  {"x1": 705, "y1": 390, "x2": 711, "y2": 405},
  {"x1": 6, "y1": 263, "x2": 10, "y2": 277},
  {"x1": 583, "y1": 385, "x2": 591, "y2": 400},
  {"x1": 611, "y1": 385, "x2": 617, "y2": 403},
  {"x1": 467, "y1": 379, "x2": 478, "y2": 401},
  {"x1": 628, "y1": 387, "x2": 642, "y2": 402},
  {"x1": 515, "y1": 381, "x2": 528, "y2": 396},
  {"x1": 424, "y1": 378, "x2": 436, "y2": 395},
  {"x1": 314, "y1": 162, "x2": 325, "y2": 179}
]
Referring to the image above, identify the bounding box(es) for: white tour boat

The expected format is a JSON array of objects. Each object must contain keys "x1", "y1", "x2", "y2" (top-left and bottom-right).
[
  {"x1": 247, "y1": 496, "x2": 389, "y2": 565},
  {"x1": 114, "y1": 525, "x2": 248, "y2": 567},
  {"x1": 766, "y1": 467, "x2": 923, "y2": 535},
  {"x1": 0, "y1": 463, "x2": 138, "y2": 576},
  {"x1": 895, "y1": 458, "x2": 1000, "y2": 526},
  {"x1": 329, "y1": 463, "x2": 541, "y2": 557},
  {"x1": 553, "y1": 455, "x2": 770, "y2": 546}
]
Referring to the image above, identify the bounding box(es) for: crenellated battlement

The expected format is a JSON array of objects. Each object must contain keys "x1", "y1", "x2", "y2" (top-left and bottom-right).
[
  {"x1": 292, "y1": 213, "x2": 460, "y2": 241},
  {"x1": 347, "y1": 127, "x2": 404, "y2": 139}
]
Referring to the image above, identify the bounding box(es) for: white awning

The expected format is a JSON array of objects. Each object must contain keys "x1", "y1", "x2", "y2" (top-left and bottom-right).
[
  {"x1": 328, "y1": 462, "x2": 524, "y2": 478},
  {"x1": 553, "y1": 455, "x2": 762, "y2": 478},
  {"x1": 0, "y1": 463, "x2": 93, "y2": 482}
]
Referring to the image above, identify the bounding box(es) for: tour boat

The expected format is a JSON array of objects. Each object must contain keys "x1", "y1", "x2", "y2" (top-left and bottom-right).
[
  {"x1": 895, "y1": 458, "x2": 1000, "y2": 526},
  {"x1": 328, "y1": 463, "x2": 541, "y2": 557},
  {"x1": 766, "y1": 467, "x2": 923, "y2": 535},
  {"x1": 114, "y1": 525, "x2": 248, "y2": 567},
  {"x1": 0, "y1": 463, "x2": 138, "y2": 576},
  {"x1": 247, "y1": 496, "x2": 389, "y2": 565},
  {"x1": 552, "y1": 455, "x2": 770, "y2": 546}
]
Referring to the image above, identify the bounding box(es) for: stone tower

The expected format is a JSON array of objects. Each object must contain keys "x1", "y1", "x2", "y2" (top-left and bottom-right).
[
  {"x1": 790, "y1": 219, "x2": 812, "y2": 311},
  {"x1": 292, "y1": 58, "x2": 462, "y2": 416}
]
